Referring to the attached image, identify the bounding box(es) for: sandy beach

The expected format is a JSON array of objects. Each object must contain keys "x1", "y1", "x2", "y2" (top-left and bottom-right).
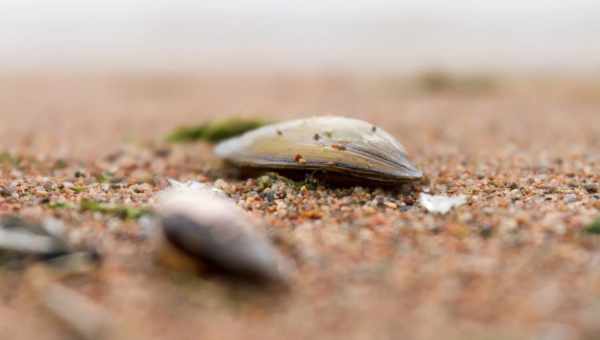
[{"x1": 1, "y1": 71, "x2": 600, "y2": 339}]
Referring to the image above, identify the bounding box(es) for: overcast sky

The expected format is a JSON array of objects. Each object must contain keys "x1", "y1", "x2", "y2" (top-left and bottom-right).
[{"x1": 2, "y1": 0, "x2": 599, "y2": 72}]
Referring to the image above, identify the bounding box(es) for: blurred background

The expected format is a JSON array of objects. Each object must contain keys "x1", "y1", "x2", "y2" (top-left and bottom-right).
[
  {"x1": 2, "y1": 0, "x2": 599, "y2": 73},
  {"x1": 1, "y1": 0, "x2": 599, "y2": 157}
]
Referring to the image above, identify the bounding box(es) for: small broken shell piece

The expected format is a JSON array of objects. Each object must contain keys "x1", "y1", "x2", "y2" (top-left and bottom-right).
[
  {"x1": 166, "y1": 178, "x2": 227, "y2": 198},
  {"x1": 419, "y1": 193, "x2": 466, "y2": 214},
  {"x1": 215, "y1": 116, "x2": 422, "y2": 183},
  {"x1": 154, "y1": 186, "x2": 292, "y2": 285}
]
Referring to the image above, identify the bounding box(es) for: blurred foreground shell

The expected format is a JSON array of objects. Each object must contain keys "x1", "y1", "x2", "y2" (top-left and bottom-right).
[
  {"x1": 0, "y1": 216, "x2": 69, "y2": 264},
  {"x1": 215, "y1": 116, "x2": 422, "y2": 183},
  {"x1": 155, "y1": 184, "x2": 292, "y2": 285},
  {"x1": 0, "y1": 216, "x2": 102, "y2": 272}
]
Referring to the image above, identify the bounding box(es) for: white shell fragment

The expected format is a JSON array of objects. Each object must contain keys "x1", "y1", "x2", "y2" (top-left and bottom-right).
[
  {"x1": 167, "y1": 178, "x2": 209, "y2": 191},
  {"x1": 155, "y1": 184, "x2": 292, "y2": 285},
  {"x1": 419, "y1": 193, "x2": 467, "y2": 214},
  {"x1": 215, "y1": 116, "x2": 422, "y2": 183},
  {"x1": 166, "y1": 178, "x2": 227, "y2": 198}
]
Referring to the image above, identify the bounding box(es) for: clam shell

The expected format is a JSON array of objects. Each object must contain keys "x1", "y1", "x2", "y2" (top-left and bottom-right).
[
  {"x1": 215, "y1": 116, "x2": 422, "y2": 183},
  {"x1": 155, "y1": 186, "x2": 292, "y2": 285}
]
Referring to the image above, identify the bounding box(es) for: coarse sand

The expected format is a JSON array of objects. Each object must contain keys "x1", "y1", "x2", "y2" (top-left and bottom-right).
[{"x1": 1, "y1": 72, "x2": 600, "y2": 340}]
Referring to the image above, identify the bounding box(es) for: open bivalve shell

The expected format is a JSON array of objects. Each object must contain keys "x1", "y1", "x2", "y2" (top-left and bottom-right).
[{"x1": 215, "y1": 116, "x2": 422, "y2": 183}]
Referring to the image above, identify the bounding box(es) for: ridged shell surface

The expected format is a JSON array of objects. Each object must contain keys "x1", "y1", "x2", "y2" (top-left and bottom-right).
[{"x1": 214, "y1": 116, "x2": 422, "y2": 182}]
